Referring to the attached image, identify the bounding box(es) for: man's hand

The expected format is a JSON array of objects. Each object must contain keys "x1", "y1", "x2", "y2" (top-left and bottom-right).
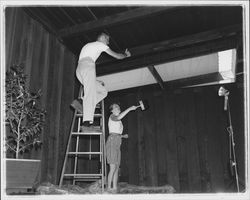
[
  {"x1": 125, "y1": 49, "x2": 131, "y2": 57},
  {"x1": 97, "y1": 80, "x2": 105, "y2": 86}
]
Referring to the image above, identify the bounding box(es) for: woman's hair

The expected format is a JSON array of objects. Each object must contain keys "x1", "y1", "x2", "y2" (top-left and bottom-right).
[{"x1": 109, "y1": 103, "x2": 120, "y2": 112}]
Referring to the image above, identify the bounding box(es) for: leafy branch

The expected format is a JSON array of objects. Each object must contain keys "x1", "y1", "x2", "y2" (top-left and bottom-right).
[{"x1": 5, "y1": 64, "x2": 46, "y2": 158}]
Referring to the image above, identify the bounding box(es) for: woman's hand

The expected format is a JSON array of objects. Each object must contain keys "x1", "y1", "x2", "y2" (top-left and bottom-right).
[{"x1": 130, "y1": 105, "x2": 137, "y2": 111}]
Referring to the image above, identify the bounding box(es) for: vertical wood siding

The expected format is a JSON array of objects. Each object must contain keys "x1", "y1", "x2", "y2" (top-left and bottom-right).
[
  {"x1": 5, "y1": 7, "x2": 77, "y2": 184},
  {"x1": 5, "y1": 7, "x2": 245, "y2": 192},
  {"x1": 105, "y1": 84, "x2": 244, "y2": 192}
]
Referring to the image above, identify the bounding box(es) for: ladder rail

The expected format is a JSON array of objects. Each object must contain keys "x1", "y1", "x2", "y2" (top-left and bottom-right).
[
  {"x1": 59, "y1": 109, "x2": 77, "y2": 187},
  {"x1": 101, "y1": 100, "x2": 106, "y2": 190},
  {"x1": 89, "y1": 135, "x2": 92, "y2": 160},
  {"x1": 72, "y1": 117, "x2": 82, "y2": 185},
  {"x1": 73, "y1": 135, "x2": 79, "y2": 185},
  {"x1": 59, "y1": 86, "x2": 83, "y2": 187}
]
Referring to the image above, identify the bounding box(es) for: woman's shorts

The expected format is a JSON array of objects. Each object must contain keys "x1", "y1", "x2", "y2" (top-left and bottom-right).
[{"x1": 106, "y1": 134, "x2": 122, "y2": 165}]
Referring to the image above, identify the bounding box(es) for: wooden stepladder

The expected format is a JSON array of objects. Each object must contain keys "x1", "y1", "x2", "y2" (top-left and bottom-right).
[{"x1": 59, "y1": 86, "x2": 106, "y2": 191}]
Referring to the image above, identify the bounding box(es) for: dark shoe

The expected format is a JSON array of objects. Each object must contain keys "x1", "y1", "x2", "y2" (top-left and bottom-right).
[
  {"x1": 82, "y1": 121, "x2": 91, "y2": 127},
  {"x1": 71, "y1": 99, "x2": 83, "y2": 113},
  {"x1": 103, "y1": 188, "x2": 114, "y2": 194},
  {"x1": 108, "y1": 188, "x2": 117, "y2": 194}
]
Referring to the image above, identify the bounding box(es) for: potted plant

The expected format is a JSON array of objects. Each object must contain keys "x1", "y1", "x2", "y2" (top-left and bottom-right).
[{"x1": 5, "y1": 64, "x2": 46, "y2": 193}]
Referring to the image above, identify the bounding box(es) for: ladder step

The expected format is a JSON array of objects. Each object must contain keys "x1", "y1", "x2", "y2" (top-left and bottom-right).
[
  {"x1": 64, "y1": 174, "x2": 102, "y2": 177},
  {"x1": 70, "y1": 178, "x2": 101, "y2": 182},
  {"x1": 76, "y1": 113, "x2": 102, "y2": 117},
  {"x1": 72, "y1": 131, "x2": 102, "y2": 135},
  {"x1": 68, "y1": 152, "x2": 102, "y2": 155}
]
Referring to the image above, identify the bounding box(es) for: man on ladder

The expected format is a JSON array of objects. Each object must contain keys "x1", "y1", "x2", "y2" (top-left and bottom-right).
[{"x1": 74, "y1": 32, "x2": 131, "y2": 130}]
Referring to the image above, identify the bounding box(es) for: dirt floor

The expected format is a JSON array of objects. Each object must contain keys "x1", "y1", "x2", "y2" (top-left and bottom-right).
[{"x1": 36, "y1": 181, "x2": 175, "y2": 194}]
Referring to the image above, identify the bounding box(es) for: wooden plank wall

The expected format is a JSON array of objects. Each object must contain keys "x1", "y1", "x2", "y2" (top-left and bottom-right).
[
  {"x1": 104, "y1": 83, "x2": 245, "y2": 193},
  {"x1": 5, "y1": 7, "x2": 78, "y2": 184},
  {"x1": 5, "y1": 7, "x2": 245, "y2": 192}
]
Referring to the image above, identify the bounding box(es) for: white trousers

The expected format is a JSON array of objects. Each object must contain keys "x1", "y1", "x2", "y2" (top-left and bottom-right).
[{"x1": 76, "y1": 57, "x2": 108, "y2": 122}]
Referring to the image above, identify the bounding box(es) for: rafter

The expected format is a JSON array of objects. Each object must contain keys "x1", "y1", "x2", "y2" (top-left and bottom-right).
[
  {"x1": 108, "y1": 72, "x2": 224, "y2": 95},
  {"x1": 96, "y1": 24, "x2": 241, "y2": 65},
  {"x1": 170, "y1": 72, "x2": 224, "y2": 89},
  {"x1": 96, "y1": 34, "x2": 239, "y2": 76},
  {"x1": 147, "y1": 66, "x2": 165, "y2": 90},
  {"x1": 96, "y1": 24, "x2": 241, "y2": 76},
  {"x1": 58, "y1": 7, "x2": 178, "y2": 37}
]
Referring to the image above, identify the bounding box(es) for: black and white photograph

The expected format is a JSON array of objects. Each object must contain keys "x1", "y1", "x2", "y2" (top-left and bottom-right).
[{"x1": 0, "y1": 1, "x2": 249, "y2": 200}]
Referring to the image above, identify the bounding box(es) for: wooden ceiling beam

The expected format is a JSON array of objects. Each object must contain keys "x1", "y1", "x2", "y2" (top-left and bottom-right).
[
  {"x1": 147, "y1": 66, "x2": 165, "y2": 90},
  {"x1": 58, "y1": 7, "x2": 178, "y2": 37},
  {"x1": 96, "y1": 24, "x2": 241, "y2": 65},
  {"x1": 168, "y1": 72, "x2": 224, "y2": 89},
  {"x1": 130, "y1": 24, "x2": 241, "y2": 58},
  {"x1": 108, "y1": 72, "x2": 224, "y2": 96},
  {"x1": 96, "y1": 34, "x2": 240, "y2": 76}
]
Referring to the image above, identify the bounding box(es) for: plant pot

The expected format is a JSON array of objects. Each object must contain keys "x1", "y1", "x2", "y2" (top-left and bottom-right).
[{"x1": 5, "y1": 158, "x2": 41, "y2": 194}]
